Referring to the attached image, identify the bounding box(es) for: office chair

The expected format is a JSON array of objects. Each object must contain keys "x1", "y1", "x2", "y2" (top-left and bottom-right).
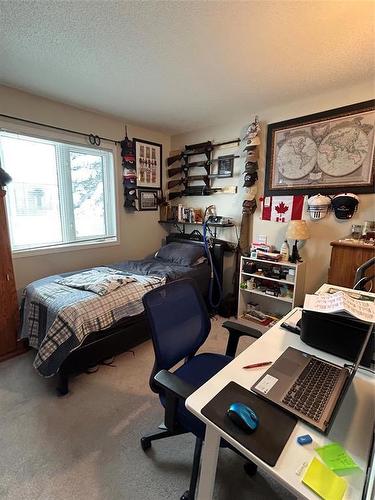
[
  {"x1": 353, "y1": 257, "x2": 375, "y2": 292},
  {"x1": 141, "y1": 278, "x2": 261, "y2": 500}
]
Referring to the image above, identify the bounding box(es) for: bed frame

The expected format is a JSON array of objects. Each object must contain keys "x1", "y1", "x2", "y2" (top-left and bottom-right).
[{"x1": 55, "y1": 237, "x2": 226, "y2": 396}]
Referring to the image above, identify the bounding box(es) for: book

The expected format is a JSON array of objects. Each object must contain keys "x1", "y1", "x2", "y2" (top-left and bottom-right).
[{"x1": 303, "y1": 291, "x2": 375, "y2": 323}]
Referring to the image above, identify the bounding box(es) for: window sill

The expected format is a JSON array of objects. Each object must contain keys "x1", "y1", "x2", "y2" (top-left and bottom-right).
[{"x1": 11, "y1": 238, "x2": 120, "y2": 259}]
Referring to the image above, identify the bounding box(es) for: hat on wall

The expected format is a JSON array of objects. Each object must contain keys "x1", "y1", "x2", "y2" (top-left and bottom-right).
[
  {"x1": 307, "y1": 194, "x2": 331, "y2": 220},
  {"x1": 243, "y1": 171, "x2": 258, "y2": 187},
  {"x1": 331, "y1": 193, "x2": 359, "y2": 220},
  {"x1": 124, "y1": 188, "x2": 138, "y2": 201},
  {"x1": 243, "y1": 185, "x2": 258, "y2": 201},
  {"x1": 242, "y1": 199, "x2": 257, "y2": 215},
  {"x1": 246, "y1": 149, "x2": 259, "y2": 162},
  {"x1": 243, "y1": 136, "x2": 261, "y2": 150},
  {"x1": 244, "y1": 161, "x2": 259, "y2": 174},
  {"x1": 123, "y1": 177, "x2": 137, "y2": 189}
]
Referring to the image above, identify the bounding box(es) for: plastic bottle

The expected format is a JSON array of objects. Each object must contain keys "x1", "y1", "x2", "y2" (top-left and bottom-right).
[{"x1": 280, "y1": 240, "x2": 290, "y2": 262}]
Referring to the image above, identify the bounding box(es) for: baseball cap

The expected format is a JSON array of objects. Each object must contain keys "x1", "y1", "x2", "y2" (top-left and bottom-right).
[
  {"x1": 242, "y1": 199, "x2": 257, "y2": 215},
  {"x1": 246, "y1": 149, "x2": 259, "y2": 162},
  {"x1": 331, "y1": 193, "x2": 359, "y2": 220},
  {"x1": 244, "y1": 162, "x2": 259, "y2": 174},
  {"x1": 124, "y1": 177, "x2": 137, "y2": 189},
  {"x1": 243, "y1": 171, "x2": 258, "y2": 187},
  {"x1": 243, "y1": 185, "x2": 257, "y2": 201},
  {"x1": 243, "y1": 136, "x2": 261, "y2": 150},
  {"x1": 121, "y1": 138, "x2": 134, "y2": 156},
  {"x1": 123, "y1": 168, "x2": 137, "y2": 178},
  {"x1": 124, "y1": 188, "x2": 138, "y2": 201}
]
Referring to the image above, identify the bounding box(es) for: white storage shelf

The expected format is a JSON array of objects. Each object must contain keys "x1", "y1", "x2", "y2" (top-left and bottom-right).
[
  {"x1": 241, "y1": 272, "x2": 294, "y2": 286},
  {"x1": 237, "y1": 256, "x2": 306, "y2": 331}
]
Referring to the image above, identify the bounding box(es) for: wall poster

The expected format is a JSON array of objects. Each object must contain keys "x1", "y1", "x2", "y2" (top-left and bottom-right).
[{"x1": 264, "y1": 100, "x2": 375, "y2": 196}]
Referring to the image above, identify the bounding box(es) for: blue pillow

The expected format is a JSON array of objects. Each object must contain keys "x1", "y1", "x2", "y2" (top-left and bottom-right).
[{"x1": 155, "y1": 242, "x2": 206, "y2": 266}]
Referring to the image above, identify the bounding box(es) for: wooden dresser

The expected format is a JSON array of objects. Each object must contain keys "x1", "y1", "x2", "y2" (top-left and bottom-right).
[
  {"x1": 328, "y1": 239, "x2": 375, "y2": 290},
  {"x1": 0, "y1": 189, "x2": 23, "y2": 361}
]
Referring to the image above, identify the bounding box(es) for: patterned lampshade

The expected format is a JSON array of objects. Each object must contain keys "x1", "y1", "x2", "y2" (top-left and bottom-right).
[{"x1": 286, "y1": 220, "x2": 310, "y2": 240}]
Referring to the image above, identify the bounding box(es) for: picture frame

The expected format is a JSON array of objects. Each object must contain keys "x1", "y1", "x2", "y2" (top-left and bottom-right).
[
  {"x1": 217, "y1": 155, "x2": 235, "y2": 178},
  {"x1": 137, "y1": 189, "x2": 158, "y2": 211},
  {"x1": 264, "y1": 100, "x2": 375, "y2": 196},
  {"x1": 134, "y1": 138, "x2": 162, "y2": 189}
]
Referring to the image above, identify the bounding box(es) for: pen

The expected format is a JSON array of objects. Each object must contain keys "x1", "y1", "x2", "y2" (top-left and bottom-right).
[
  {"x1": 242, "y1": 361, "x2": 272, "y2": 369},
  {"x1": 281, "y1": 322, "x2": 301, "y2": 335}
]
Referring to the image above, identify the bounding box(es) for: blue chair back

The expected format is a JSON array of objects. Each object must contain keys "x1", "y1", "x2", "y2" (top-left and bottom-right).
[{"x1": 142, "y1": 279, "x2": 211, "y2": 391}]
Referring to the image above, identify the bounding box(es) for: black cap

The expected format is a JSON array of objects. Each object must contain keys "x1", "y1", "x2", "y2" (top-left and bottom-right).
[
  {"x1": 331, "y1": 193, "x2": 359, "y2": 219},
  {"x1": 243, "y1": 171, "x2": 258, "y2": 187}
]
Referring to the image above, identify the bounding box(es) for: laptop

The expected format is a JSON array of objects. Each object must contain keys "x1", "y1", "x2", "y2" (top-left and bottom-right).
[{"x1": 251, "y1": 323, "x2": 373, "y2": 434}]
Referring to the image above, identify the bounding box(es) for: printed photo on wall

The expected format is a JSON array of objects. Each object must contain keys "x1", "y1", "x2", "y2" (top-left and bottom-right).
[
  {"x1": 134, "y1": 138, "x2": 162, "y2": 189},
  {"x1": 137, "y1": 189, "x2": 158, "y2": 211},
  {"x1": 264, "y1": 100, "x2": 375, "y2": 196}
]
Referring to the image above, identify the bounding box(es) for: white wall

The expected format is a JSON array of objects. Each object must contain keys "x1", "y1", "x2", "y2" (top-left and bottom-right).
[
  {"x1": 0, "y1": 86, "x2": 170, "y2": 292},
  {"x1": 171, "y1": 80, "x2": 375, "y2": 294}
]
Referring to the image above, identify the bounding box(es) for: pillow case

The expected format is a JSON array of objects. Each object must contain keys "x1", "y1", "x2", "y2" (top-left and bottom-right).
[{"x1": 155, "y1": 242, "x2": 206, "y2": 266}]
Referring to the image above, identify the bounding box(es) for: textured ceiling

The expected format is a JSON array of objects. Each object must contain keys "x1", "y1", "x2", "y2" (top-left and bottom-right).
[{"x1": 1, "y1": 1, "x2": 374, "y2": 134}]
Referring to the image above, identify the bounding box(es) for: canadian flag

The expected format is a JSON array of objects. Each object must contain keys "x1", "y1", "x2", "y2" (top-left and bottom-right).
[{"x1": 260, "y1": 196, "x2": 304, "y2": 222}]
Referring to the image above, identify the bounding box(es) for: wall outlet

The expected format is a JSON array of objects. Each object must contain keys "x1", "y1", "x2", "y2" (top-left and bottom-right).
[{"x1": 257, "y1": 234, "x2": 267, "y2": 244}]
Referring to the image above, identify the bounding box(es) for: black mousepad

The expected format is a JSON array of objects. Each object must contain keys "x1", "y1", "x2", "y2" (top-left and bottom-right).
[{"x1": 201, "y1": 381, "x2": 297, "y2": 466}]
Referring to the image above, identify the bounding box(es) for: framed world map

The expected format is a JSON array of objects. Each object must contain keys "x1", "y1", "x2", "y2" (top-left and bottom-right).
[{"x1": 264, "y1": 100, "x2": 375, "y2": 196}]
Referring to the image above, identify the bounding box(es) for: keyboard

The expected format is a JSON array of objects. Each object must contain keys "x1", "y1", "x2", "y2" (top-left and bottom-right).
[{"x1": 282, "y1": 358, "x2": 341, "y2": 421}]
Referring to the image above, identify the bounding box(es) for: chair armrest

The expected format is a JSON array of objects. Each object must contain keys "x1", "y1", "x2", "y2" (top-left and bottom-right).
[
  {"x1": 154, "y1": 369, "x2": 196, "y2": 401},
  {"x1": 154, "y1": 370, "x2": 197, "y2": 432},
  {"x1": 222, "y1": 320, "x2": 262, "y2": 357}
]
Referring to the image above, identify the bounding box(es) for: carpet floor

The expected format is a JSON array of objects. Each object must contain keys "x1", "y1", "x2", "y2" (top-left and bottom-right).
[{"x1": 0, "y1": 317, "x2": 295, "y2": 500}]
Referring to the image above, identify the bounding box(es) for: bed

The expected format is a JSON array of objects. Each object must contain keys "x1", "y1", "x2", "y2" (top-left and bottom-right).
[{"x1": 20, "y1": 237, "x2": 225, "y2": 395}]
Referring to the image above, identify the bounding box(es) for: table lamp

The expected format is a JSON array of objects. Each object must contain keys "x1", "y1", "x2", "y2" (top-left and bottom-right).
[{"x1": 286, "y1": 220, "x2": 310, "y2": 263}]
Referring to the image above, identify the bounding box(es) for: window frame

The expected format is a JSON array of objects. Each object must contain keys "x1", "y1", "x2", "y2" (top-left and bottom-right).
[{"x1": 0, "y1": 122, "x2": 120, "y2": 258}]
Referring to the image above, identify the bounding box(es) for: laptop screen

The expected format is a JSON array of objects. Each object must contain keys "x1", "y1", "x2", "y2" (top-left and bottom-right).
[
  {"x1": 347, "y1": 322, "x2": 374, "y2": 382},
  {"x1": 326, "y1": 321, "x2": 374, "y2": 435}
]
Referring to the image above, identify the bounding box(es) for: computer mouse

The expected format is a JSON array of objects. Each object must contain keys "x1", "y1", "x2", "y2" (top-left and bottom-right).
[{"x1": 226, "y1": 402, "x2": 259, "y2": 432}]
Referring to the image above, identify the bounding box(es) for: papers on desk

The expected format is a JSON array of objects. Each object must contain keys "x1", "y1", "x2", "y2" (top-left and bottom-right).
[
  {"x1": 316, "y1": 443, "x2": 361, "y2": 476},
  {"x1": 302, "y1": 457, "x2": 347, "y2": 500},
  {"x1": 304, "y1": 291, "x2": 375, "y2": 323},
  {"x1": 302, "y1": 442, "x2": 360, "y2": 499}
]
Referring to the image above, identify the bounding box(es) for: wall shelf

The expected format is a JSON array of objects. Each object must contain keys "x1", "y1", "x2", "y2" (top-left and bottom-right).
[{"x1": 158, "y1": 220, "x2": 234, "y2": 228}]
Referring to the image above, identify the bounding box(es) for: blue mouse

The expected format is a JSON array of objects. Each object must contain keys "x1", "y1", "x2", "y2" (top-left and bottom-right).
[{"x1": 226, "y1": 402, "x2": 259, "y2": 432}]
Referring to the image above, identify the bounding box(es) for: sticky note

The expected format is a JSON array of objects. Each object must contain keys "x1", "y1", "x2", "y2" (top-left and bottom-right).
[
  {"x1": 302, "y1": 457, "x2": 347, "y2": 500},
  {"x1": 316, "y1": 443, "x2": 361, "y2": 476}
]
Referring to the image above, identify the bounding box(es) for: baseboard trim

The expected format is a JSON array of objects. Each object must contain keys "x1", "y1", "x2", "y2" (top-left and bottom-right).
[{"x1": 0, "y1": 341, "x2": 29, "y2": 363}]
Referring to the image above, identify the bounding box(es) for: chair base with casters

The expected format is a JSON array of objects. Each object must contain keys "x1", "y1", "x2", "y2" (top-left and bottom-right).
[
  {"x1": 140, "y1": 280, "x2": 262, "y2": 500},
  {"x1": 141, "y1": 369, "x2": 258, "y2": 500}
]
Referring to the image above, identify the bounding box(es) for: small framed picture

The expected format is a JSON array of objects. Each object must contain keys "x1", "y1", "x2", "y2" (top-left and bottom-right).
[
  {"x1": 137, "y1": 189, "x2": 158, "y2": 211},
  {"x1": 217, "y1": 155, "x2": 235, "y2": 178},
  {"x1": 134, "y1": 138, "x2": 162, "y2": 189}
]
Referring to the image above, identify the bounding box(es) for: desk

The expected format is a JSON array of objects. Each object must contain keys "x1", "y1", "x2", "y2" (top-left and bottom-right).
[{"x1": 186, "y1": 308, "x2": 375, "y2": 500}]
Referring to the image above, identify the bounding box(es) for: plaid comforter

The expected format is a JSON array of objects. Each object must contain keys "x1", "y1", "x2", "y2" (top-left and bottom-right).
[{"x1": 20, "y1": 269, "x2": 165, "y2": 377}]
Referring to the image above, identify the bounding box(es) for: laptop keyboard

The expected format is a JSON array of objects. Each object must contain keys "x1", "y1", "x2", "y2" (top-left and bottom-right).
[{"x1": 282, "y1": 358, "x2": 341, "y2": 421}]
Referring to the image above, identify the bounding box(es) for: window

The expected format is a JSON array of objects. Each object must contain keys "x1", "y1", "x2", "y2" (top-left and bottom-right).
[{"x1": 0, "y1": 131, "x2": 117, "y2": 252}]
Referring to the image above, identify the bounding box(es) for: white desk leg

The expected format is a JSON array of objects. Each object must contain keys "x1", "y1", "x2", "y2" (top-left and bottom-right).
[{"x1": 196, "y1": 426, "x2": 220, "y2": 500}]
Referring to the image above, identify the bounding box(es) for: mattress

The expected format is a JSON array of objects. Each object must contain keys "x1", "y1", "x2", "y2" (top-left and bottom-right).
[{"x1": 20, "y1": 259, "x2": 210, "y2": 377}]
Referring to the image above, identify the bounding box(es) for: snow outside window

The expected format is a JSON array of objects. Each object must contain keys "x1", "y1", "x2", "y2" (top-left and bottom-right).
[{"x1": 0, "y1": 131, "x2": 117, "y2": 252}]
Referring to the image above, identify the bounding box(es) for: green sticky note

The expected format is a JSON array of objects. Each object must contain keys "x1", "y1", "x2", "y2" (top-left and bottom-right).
[
  {"x1": 316, "y1": 443, "x2": 361, "y2": 476},
  {"x1": 302, "y1": 457, "x2": 347, "y2": 500}
]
